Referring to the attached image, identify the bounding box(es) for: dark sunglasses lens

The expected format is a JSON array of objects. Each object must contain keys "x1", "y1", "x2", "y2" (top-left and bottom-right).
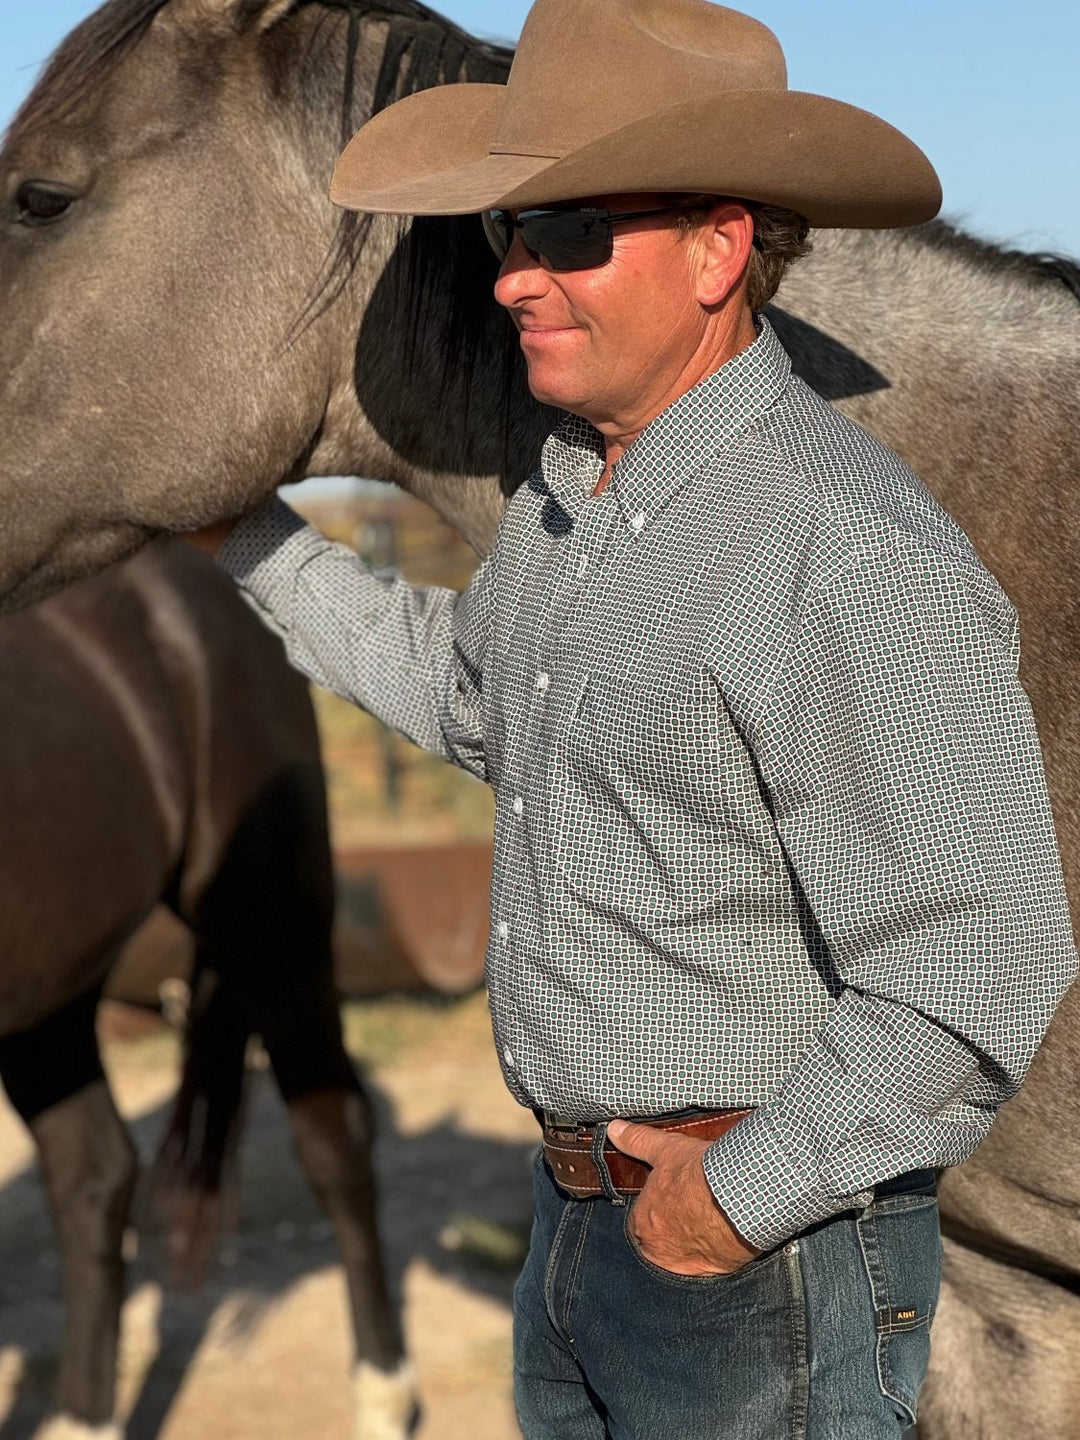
[
  {"x1": 482, "y1": 209, "x2": 514, "y2": 260},
  {"x1": 522, "y1": 212, "x2": 613, "y2": 270}
]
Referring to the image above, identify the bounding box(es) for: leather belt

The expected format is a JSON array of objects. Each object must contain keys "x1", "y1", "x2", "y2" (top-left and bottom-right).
[{"x1": 540, "y1": 1108, "x2": 751, "y2": 1199}]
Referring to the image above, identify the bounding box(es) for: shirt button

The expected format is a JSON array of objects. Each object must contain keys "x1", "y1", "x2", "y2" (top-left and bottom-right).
[
  {"x1": 630, "y1": 512, "x2": 646, "y2": 533},
  {"x1": 512, "y1": 796, "x2": 524, "y2": 816},
  {"x1": 497, "y1": 921, "x2": 509, "y2": 942},
  {"x1": 535, "y1": 672, "x2": 551, "y2": 693},
  {"x1": 503, "y1": 1046, "x2": 516, "y2": 1068},
  {"x1": 578, "y1": 555, "x2": 589, "y2": 577}
]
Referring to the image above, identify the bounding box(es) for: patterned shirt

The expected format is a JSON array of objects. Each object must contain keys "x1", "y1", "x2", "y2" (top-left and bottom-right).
[{"x1": 220, "y1": 320, "x2": 1077, "y2": 1251}]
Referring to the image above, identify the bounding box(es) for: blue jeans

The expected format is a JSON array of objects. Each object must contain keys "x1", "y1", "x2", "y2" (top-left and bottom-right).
[{"x1": 514, "y1": 1152, "x2": 940, "y2": 1439}]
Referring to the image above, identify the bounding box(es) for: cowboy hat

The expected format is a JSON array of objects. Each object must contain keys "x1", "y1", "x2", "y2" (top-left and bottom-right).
[{"x1": 329, "y1": 0, "x2": 941, "y2": 228}]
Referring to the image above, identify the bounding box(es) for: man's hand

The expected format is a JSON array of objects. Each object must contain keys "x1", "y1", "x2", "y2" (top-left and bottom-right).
[
  {"x1": 183, "y1": 518, "x2": 240, "y2": 558},
  {"x1": 606, "y1": 1119, "x2": 761, "y2": 1277}
]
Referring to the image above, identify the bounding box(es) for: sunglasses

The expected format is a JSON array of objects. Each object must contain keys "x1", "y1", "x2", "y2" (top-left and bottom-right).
[{"x1": 482, "y1": 204, "x2": 693, "y2": 272}]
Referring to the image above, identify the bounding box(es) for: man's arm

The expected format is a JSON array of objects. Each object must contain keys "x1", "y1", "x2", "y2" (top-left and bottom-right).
[
  {"x1": 200, "y1": 498, "x2": 494, "y2": 781},
  {"x1": 702, "y1": 539, "x2": 1078, "y2": 1253}
]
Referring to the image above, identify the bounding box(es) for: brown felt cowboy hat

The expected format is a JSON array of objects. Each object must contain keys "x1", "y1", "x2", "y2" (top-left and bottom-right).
[{"x1": 330, "y1": 0, "x2": 941, "y2": 228}]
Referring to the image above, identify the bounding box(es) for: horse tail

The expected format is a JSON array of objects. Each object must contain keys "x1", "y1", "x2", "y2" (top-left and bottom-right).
[{"x1": 150, "y1": 961, "x2": 250, "y2": 1285}]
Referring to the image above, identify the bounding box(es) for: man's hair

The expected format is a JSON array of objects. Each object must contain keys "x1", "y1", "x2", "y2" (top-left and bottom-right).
[{"x1": 675, "y1": 196, "x2": 813, "y2": 312}]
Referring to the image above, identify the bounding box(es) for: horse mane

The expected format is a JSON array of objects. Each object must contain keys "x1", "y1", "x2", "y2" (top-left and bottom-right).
[
  {"x1": 285, "y1": 0, "x2": 514, "y2": 333},
  {"x1": 915, "y1": 219, "x2": 1080, "y2": 303},
  {"x1": 6, "y1": 0, "x2": 172, "y2": 143},
  {"x1": 6, "y1": 0, "x2": 512, "y2": 146}
]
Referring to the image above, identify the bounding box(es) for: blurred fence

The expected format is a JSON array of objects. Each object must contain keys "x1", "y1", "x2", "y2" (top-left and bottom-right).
[{"x1": 289, "y1": 482, "x2": 494, "y2": 852}]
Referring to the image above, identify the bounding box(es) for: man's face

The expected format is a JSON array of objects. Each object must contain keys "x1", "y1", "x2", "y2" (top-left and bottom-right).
[{"x1": 492, "y1": 193, "x2": 742, "y2": 430}]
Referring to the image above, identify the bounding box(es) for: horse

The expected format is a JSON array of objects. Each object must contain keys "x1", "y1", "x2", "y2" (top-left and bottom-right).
[
  {"x1": 0, "y1": 541, "x2": 414, "y2": 1440},
  {"x1": 0, "y1": 0, "x2": 1078, "y2": 1433}
]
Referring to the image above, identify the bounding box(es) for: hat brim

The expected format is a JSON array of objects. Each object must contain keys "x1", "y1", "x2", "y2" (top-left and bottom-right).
[{"x1": 331, "y1": 83, "x2": 941, "y2": 229}]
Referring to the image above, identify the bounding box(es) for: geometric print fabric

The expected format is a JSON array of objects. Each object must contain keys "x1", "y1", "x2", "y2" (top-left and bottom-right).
[{"x1": 221, "y1": 320, "x2": 1077, "y2": 1251}]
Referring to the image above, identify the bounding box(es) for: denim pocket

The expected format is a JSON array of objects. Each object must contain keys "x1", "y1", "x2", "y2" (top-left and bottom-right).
[
  {"x1": 621, "y1": 1198, "x2": 782, "y2": 1289},
  {"x1": 856, "y1": 1194, "x2": 942, "y2": 1426}
]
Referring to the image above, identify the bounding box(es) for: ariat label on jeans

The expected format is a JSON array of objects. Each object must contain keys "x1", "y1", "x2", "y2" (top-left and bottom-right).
[{"x1": 879, "y1": 1306, "x2": 923, "y2": 1330}]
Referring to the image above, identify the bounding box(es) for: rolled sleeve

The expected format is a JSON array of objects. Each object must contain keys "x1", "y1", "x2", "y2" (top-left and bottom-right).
[{"x1": 705, "y1": 537, "x2": 1077, "y2": 1251}]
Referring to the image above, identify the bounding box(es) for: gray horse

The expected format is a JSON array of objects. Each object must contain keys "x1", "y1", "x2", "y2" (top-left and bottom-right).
[{"x1": 1, "y1": 1, "x2": 1079, "y2": 1434}]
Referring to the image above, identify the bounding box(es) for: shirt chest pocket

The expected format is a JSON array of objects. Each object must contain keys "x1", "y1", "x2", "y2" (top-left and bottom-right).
[
  {"x1": 553, "y1": 668, "x2": 740, "y2": 833},
  {"x1": 546, "y1": 669, "x2": 786, "y2": 915}
]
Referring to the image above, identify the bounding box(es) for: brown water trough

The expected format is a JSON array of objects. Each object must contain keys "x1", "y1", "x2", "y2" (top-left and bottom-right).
[{"x1": 333, "y1": 842, "x2": 492, "y2": 995}]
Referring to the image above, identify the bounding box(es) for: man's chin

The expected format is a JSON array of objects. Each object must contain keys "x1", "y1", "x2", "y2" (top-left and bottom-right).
[{"x1": 524, "y1": 368, "x2": 587, "y2": 415}]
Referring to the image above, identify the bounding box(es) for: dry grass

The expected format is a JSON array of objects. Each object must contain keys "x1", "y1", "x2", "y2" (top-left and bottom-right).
[
  {"x1": 340, "y1": 989, "x2": 488, "y2": 1070},
  {"x1": 314, "y1": 691, "x2": 494, "y2": 850}
]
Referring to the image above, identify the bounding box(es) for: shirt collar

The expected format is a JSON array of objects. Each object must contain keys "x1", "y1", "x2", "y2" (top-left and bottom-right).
[
  {"x1": 536, "y1": 413, "x2": 606, "y2": 518},
  {"x1": 537, "y1": 317, "x2": 792, "y2": 531}
]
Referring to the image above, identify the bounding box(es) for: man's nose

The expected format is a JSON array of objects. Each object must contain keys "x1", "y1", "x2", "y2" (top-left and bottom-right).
[{"x1": 493, "y1": 233, "x2": 550, "y2": 309}]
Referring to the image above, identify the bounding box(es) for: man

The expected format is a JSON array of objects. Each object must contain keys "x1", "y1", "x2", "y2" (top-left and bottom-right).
[{"x1": 196, "y1": 1, "x2": 1077, "y2": 1435}]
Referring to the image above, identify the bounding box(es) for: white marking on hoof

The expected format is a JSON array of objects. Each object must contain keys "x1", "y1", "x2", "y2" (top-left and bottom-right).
[
  {"x1": 36, "y1": 1418, "x2": 124, "y2": 1440},
  {"x1": 352, "y1": 1359, "x2": 417, "y2": 1440},
  {"x1": 158, "y1": 978, "x2": 190, "y2": 1030}
]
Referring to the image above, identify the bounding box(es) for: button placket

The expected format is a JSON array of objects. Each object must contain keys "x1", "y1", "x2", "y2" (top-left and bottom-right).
[{"x1": 556, "y1": 489, "x2": 616, "y2": 616}]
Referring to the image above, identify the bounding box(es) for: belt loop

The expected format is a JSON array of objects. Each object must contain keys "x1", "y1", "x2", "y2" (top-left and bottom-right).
[{"x1": 590, "y1": 1121, "x2": 627, "y2": 1207}]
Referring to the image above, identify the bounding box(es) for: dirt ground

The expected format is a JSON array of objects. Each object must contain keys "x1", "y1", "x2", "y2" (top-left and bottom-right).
[{"x1": 0, "y1": 992, "x2": 539, "y2": 1440}]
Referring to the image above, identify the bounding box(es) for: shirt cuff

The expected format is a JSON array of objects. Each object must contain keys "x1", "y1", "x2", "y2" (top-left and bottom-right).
[
  {"x1": 218, "y1": 497, "x2": 331, "y2": 623},
  {"x1": 702, "y1": 1107, "x2": 872, "y2": 1253}
]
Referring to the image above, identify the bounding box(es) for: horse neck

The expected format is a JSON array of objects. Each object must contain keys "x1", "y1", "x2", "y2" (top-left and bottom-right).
[{"x1": 311, "y1": 231, "x2": 551, "y2": 553}]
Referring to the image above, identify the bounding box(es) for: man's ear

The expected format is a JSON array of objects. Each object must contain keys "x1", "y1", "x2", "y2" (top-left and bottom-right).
[
  {"x1": 161, "y1": 0, "x2": 296, "y2": 37},
  {"x1": 695, "y1": 202, "x2": 756, "y2": 310}
]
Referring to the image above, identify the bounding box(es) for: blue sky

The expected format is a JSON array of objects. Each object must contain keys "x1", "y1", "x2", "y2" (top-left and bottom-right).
[{"x1": 2, "y1": 0, "x2": 1077, "y2": 256}]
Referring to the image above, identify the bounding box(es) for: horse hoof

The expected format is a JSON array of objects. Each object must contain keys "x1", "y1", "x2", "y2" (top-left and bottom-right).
[
  {"x1": 353, "y1": 1359, "x2": 418, "y2": 1440},
  {"x1": 35, "y1": 1419, "x2": 124, "y2": 1440}
]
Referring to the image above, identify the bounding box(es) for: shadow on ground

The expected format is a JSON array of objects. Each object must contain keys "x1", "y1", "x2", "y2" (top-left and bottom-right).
[{"x1": 0, "y1": 1042, "x2": 536, "y2": 1440}]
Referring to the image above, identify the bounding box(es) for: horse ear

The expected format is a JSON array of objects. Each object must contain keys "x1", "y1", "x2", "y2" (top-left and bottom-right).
[
  {"x1": 163, "y1": 0, "x2": 297, "y2": 36},
  {"x1": 245, "y1": 0, "x2": 297, "y2": 32}
]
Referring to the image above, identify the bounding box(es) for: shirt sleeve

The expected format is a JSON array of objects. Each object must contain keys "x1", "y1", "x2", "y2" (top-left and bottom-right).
[
  {"x1": 702, "y1": 537, "x2": 1078, "y2": 1252},
  {"x1": 218, "y1": 497, "x2": 492, "y2": 781}
]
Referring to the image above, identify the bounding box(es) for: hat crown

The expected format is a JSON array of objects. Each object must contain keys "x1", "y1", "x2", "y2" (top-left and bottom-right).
[{"x1": 491, "y1": 0, "x2": 788, "y2": 162}]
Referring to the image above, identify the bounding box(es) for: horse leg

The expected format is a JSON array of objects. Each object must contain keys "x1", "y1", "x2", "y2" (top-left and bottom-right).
[
  {"x1": 254, "y1": 980, "x2": 417, "y2": 1440},
  {"x1": 0, "y1": 986, "x2": 136, "y2": 1439},
  {"x1": 182, "y1": 748, "x2": 416, "y2": 1438}
]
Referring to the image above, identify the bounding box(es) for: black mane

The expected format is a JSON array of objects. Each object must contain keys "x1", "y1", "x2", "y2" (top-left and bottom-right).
[
  {"x1": 6, "y1": 0, "x2": 513, "y2": 146},
  {"x1": 6, "y1": 0, "x2": 172, "y2": 143},
  {"x1": 286, "y1": 0, "x2": 513, "y2": 332},
  {"x1": 917, "y1": 218, "x2": 1080, "y2": 302}
]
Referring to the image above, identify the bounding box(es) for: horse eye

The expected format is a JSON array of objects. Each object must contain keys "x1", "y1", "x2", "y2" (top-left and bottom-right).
[{"x1": 15, "y1": 182, "x2": 77, "y2": 226}]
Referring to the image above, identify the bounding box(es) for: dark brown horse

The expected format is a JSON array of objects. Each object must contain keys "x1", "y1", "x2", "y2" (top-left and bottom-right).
[
  {"x1": 1, "y1": 1, "x2": 1079, "y2": 1435},
  {"x1": 0, "y1": 541, "x2": 414, "y2": 1439}
]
